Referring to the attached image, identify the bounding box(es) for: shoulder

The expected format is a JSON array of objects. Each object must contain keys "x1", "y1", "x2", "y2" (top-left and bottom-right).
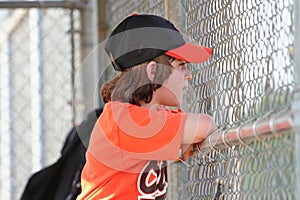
[{"x1": 101, "y1": 102, "x2": 187, "y2": 127}]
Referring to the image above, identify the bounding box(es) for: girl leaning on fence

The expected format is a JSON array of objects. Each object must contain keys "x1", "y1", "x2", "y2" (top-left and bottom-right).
[{"x1": 77, "y1": 14, "x2": 217, "y2": 200}]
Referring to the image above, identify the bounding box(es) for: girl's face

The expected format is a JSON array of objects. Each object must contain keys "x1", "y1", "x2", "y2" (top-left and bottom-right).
[{"x1": 155, "y1": 59, "x2": 192, "y2": 106}]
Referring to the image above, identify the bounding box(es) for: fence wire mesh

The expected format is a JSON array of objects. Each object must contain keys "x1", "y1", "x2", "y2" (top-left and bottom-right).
[
  {"x1": 188, "y1": 134, "x2": 294, "y2": 199},
  {"x1": 106, "y1": 0, "x2": 165, "y2": 29},
  {"x1": 0, "y1": 7, "x2": 82, "y2": 200},
  {"x1": 183, "y1": 0, "x2": 296, "y2": 199},
  {"x1": 185, "y1": 0, "x2": 294, "y2": 127}
]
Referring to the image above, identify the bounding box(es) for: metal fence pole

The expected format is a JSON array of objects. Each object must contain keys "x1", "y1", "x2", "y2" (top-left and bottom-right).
[
  {"x1": 29, "y1": 8, "x2": 45, "y2": 172},
  {"x1": 80, "y1": 0, "x2": 99, "y2": 116},
  {"x1": 164, "y1": 1, "x2": 188, "y2": 199},
  {"x1": 293, "y1": 0, "x2": 300, "y2": 196},
  {"x1": 0, "y1": 39, "x2": 13, "y2": 200}
]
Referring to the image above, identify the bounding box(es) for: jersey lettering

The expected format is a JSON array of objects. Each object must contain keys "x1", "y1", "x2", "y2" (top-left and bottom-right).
[{"x1": 137, "y1": 161, "x2": 168, "y2": 200}]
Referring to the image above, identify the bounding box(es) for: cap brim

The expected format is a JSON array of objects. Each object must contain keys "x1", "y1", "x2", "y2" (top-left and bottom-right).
[{"x1": 165, "y1": 43, "x2": 212, "y2": 63}]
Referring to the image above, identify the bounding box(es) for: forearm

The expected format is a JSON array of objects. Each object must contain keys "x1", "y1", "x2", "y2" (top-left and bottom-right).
[{"x1": 181, "y1": 114, "x2": 217, "y2": 144}]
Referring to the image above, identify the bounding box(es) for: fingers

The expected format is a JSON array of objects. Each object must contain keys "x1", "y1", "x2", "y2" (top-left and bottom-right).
[{"x1": 181, "y1": 144, "x2": 194, "y2": 161}]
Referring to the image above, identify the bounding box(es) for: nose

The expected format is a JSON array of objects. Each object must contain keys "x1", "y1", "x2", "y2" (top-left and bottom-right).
[{"x1": 185, "y1": 69, "x2": 192, "y2": 80}]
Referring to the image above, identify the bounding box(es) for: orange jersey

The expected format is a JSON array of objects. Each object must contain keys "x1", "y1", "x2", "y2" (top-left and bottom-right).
[{"x1": 77, "y1": 102, "x2": 188, "y2": 199}]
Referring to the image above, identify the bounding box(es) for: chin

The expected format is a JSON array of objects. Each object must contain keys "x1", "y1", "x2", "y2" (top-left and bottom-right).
[{"x1": 165, "y1": 99, "x2": 181, "y2": 107}]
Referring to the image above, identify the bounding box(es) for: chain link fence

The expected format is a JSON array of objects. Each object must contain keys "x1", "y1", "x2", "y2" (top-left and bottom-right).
[
  {"x1": 183, "y1": 0, "x2": 296, "y2": 199},
  {"x1": 0, "y1": 0, "x2": 299, "y2": 199},
  {"x1": 0, "y1": 4, "x2": 83, "y2": 200},
  {"x1": 106, "y1": 0, "x2": 165, "y2": 29}
]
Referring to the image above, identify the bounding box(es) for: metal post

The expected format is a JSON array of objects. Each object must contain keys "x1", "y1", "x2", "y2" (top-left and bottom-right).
[
  {"x1": 0, "y1": 39, "x2": 13, "y2": 200},
  {"x1": 29, "y1": 8, "x2": 44, "y2": 171},
  {"x1": 293, "y1": 0, "x2": 300, "y2": 197},
  {"x1": 79, "y1": 0, "x2": 99, "y2": 116},
  {"x1": 70, "y1": 8, "x2": 76, "y2": 125},
  {"x1": 164, "y1": 1, "x2": 188, "y2": 199},
  {"x1": 97, "y1": 0, "x2": 114, "y2": 108},
  {"x1": 0, "y1": 9, "x2": 28, "y2": 200}
]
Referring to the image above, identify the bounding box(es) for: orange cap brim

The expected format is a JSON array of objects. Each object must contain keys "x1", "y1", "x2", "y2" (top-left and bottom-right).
[{"x1": 165, "y1": 43, "x2": 212, "y2": 63}]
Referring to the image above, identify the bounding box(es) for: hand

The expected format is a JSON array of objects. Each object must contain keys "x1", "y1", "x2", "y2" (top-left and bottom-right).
[
  {"x1": 180, "y1": 144, "x2": 194, "y2": 161},
  {"x1": 180, "y1": 141, "x2": 204, "y2": 161}
]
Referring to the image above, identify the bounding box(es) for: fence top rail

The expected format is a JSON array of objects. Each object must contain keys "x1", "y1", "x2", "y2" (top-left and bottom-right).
[
  {"x1": 0, "y1": 0, "x2": 86, "y2": 9},
  {"x1": 197, "y1": 109, "x2": 296, "y2": 154}
]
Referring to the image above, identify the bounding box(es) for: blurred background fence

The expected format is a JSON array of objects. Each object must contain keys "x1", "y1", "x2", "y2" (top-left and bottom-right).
[{"x1": 0, "y1": 0, "x2": 299, "y2": 200}]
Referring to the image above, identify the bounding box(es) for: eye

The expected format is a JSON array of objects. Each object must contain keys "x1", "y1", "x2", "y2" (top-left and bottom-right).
[{"x1": 179, "y1": 63, "x2": 187, "y2": 71}]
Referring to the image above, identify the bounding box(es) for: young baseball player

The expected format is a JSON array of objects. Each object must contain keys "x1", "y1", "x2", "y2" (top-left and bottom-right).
[{"x1": 77, "y1": 14, "x2": 217, "y2": 200}]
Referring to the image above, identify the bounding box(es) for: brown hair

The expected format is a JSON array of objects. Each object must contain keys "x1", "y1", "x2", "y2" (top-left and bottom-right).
[{"x1": 100, "y1": 54, "x2": 173, "y2": 106}]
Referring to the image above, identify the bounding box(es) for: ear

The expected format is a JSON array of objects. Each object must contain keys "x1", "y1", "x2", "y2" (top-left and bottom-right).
[{"x1": 146, "y1": 61, "x2": 157, "y2": 82}]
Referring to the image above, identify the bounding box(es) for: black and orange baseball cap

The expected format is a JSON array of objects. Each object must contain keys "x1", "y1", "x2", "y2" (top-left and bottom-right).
[{"x1": 105, "y1": 14, "x2": 212, "y2": 71}]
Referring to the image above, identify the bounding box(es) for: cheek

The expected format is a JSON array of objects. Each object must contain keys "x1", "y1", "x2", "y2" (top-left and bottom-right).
[
  {"x1": 163, "y1": 74, "x2": 185, "y2": 95},
  {"x1": 163, "y1": 71, "x2": 183, "y2": 86},
  {"x1": 160, "y1": 82, "x2": 182, "y2": 106}
]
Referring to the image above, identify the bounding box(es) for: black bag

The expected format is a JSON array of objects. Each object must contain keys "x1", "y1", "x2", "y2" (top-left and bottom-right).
[{"x1": 21, "y1": 108, "x2": 103, "y2": 200}]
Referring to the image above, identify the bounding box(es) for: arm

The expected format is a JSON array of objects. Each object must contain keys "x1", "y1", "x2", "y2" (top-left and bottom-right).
[
  {"x1": 180, "y1": 114, "x2": 217, "y2": 161},
  {"x1": 181, "y1": 114, "x2": 217, "y2": 144}
]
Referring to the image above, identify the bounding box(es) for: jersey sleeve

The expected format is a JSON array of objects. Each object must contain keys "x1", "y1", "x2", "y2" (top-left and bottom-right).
[
  {"x1": 101, "y1": 102, "x2": 187, "y2": 161},
  {"x1": 116, "y1": 102, "x2": 187, "y2": 161}
]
